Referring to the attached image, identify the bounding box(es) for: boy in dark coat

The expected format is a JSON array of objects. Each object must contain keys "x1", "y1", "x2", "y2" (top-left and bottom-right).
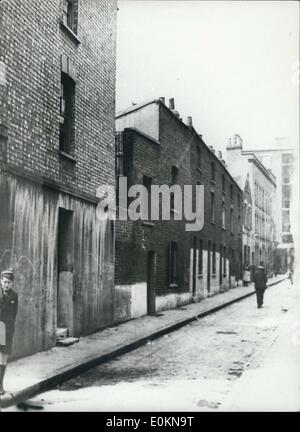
[
  {"x1": 0, "y1": 269, "x2": 18, "y2": 395},
  {"x1": 253, "y1": 262, "x2": 268, "y2": 308}
]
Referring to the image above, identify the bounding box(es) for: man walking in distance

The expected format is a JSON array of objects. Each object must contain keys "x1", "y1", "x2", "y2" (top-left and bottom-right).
[
  {"x1": 0, "y1": 269, "x2": 18, "y2": 396},
  {"x1": 253, "y1": 262, "x2": 268, "y2": 309}
]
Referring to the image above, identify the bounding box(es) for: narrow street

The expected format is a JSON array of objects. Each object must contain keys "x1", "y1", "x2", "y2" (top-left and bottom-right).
[{"x1": 8, "y1": 279, "x2": 300, "y2": 411}]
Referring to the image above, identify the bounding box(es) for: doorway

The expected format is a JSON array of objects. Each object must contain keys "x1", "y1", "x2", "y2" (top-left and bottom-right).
[
  {"x1": 147, "y1": 251, "x2": 156, "y2": 314},
  {"x1": 57, "y1": 208, "x2": 74, "y2": 334}
]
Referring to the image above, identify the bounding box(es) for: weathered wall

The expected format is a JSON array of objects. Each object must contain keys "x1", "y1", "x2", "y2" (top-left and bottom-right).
[{"x1": 0, "y1": 172, "x2": 114, "y2": 359}]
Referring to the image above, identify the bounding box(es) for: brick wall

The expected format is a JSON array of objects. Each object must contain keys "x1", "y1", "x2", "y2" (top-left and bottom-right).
[{"x1": 0, "y1": 0, "x2": 116, "y2": 195}]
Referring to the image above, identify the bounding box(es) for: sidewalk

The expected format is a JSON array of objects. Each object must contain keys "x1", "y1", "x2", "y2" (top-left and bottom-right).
[{"x1": 1, "y1": 275, "x2": 286, "y2": 409}]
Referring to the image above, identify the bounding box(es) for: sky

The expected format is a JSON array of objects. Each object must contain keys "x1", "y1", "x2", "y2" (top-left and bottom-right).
[{"x1": 116, "y1": 0, "x2": 299, "y2": 155}]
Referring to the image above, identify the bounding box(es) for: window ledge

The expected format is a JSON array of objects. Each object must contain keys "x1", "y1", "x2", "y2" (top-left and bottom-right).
[
  {"x1": 211, "y1": 179, "x2": 216, "y2": 185},
  {"x1": 59, "y1": 150, "x2": 77, "y2": 163},
  {"x1": 211, "y1": 221, "x2": 216, "y2": 225},
  {"x1": 169, "y1": 283, "x2": 178, "y2": 288},
  {"x1": 142, "y1": 221, "x2": 155, "y2": 227},
  {"x1": 197, "y1": 167, "x2": 202, "y2": 173},
  {"x1": 222, "y1": 227, "x2": 226, "y2": 231},
  {"x1": 197, "y1": 274, "x2": 203, "y2": 279},
  {"x1": 60, "y1": 20, "x2": 81, "y2": 45},
  {"x1": 212, "y1": 274, "x2": 217, "y2": 278},
  {"x1": 171, "y1": 208, "x2": 180, "y2": 215}
]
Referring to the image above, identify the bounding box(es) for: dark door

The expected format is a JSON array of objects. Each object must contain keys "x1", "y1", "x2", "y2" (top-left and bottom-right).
[
  {"x1": 57, "y1": 208, "x2": 74, "y2": 333},
  {"x1": 147, "y1": 251, "x2": 156, "y2": 314},
  {"x1": 192, "y1": 237, "x2": 197, "y2": 296},
  {"x1": 207, "y1": 241, "x2": 211, "y2": 293},
  {"x1": 219, "y1": 245, "x2": 223, "y2": 287}
]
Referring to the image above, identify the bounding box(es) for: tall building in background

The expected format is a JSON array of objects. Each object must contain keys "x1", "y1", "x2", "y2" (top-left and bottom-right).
[
  {"x1": 0, "y1": 0, "x2": 117, "y2": 359},
  {"x1": 251, "y1": 138, "x2": 298, "y2": 273},
  {"x1": 226, "y1": 135, "x2": 277, "y2": 277}
]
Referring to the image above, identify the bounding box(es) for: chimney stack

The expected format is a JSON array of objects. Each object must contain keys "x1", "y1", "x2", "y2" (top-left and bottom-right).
[
  {"x1": 218, "y1": 150, "x2": 223, "y2": 159},
  {"x1": 186, "y1": 116, "x2": 193, "y2": 128},
  {"x1": 159, "y1": 97, "x2": 165, "y2": 105},
  {"x1": 169, "y1": 98, "x2": 175, "y2": 110}
]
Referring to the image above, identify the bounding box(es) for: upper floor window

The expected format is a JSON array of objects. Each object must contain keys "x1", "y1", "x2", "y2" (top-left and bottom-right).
[
  {"x1": 196, "y1": 145, "x2": 201, "y2": 169},
  {"x1": 222, "y1": 201, "x2": 226, "y2": 229},
  {"x1": 63, "y1": 0, "x2": 78, "y2": 34},
  {"x1": 230, "y1": 184, "x2": 233, "y2": 201},
  {"x1": 222, "y1": 174, "x2": 225, "y2": 194},
  {"x1": 211, "y1": 162, "x2": 215, "y2": 182},
  {"x1": 143, "y1": 175, "x2": 152, "y2": 219},
  {"x1": 211, "y1": 192, "x2": 215, "y2": 223},
  {"x1": 282, "y1": 153, "x2": 293, "y2": 164},
  {"x1": 59, "y1": 72, "x2": 76, "y2": 154},
  {"x1": 171, "y1": 166, "x2": 178, "y2": 211}
]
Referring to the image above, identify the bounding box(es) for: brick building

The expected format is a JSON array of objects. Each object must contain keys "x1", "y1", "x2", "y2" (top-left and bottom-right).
[
  {"x1": 0, "y1": 0, "x2": 117, "y2": 358},
  {"x1": 226, "y1": 135, "x2": 277, "y2": 277},
  {"x1": 115, "y1": 98, "x2": 243, "y2": 320}
]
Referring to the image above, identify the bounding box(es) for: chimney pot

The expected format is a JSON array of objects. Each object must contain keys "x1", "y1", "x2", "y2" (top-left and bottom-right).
[
  {"x1": 186, "y1": 116, "x2": 193, "y2": 128},
  {"x1": 169, "y1": 98, "x2": 175, "y2": 110}
]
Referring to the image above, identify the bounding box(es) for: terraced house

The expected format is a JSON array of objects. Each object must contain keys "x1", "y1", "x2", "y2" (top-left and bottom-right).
[
  {"x1": 115, "y1": 98, "x2": 243, "y2": 321},
  {"x1": 0, "y1": 0, "x2": 117, "y2": 358}
]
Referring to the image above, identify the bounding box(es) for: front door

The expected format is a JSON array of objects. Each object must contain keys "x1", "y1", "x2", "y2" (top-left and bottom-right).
[
  {"x1": 147, "y1": 251, "x2": 156, "y2": 314},
  {"x1": 57, "y1": 208, "x2": 74, "y2": 335}
]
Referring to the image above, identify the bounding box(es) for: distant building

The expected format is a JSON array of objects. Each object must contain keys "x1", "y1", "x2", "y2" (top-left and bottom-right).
[
  {"x1": 226, "y1": 135, "x2": 277, "y2": 277},
  {"x1": 0, "y1": 0, "x2": 117, "y2": 358},
  {"x1": 115, "y1": 99, "x2": 243, "y2": 320},
  {"x1": 251, "y1": 139, "x2": 298, "y2": 273}
]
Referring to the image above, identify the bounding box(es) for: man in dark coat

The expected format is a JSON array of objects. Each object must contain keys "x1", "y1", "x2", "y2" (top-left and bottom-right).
[
  {"x1": 0, "y1": 269, "x2": 18, "y2": 396},
  {"x1": 253, "y1": 262, "x2": 268, "y2": 308}
]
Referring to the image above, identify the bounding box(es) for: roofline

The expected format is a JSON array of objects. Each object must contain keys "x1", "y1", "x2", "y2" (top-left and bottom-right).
[
  {"x1": 116, "y1": 99, "x2": 159, "y2": 118},
  {"x1": 246, "y1": 148, "x2": 297, "y2": 153},
  {"x1": 242, "y1": 152, "x2": 277, "y2": 187},
  {"x1": 122, "y1": 127, "x2": 160, "y2": 146},
  {"x1": 116, "y1": 99, "x2": 243, "y2": 193}
]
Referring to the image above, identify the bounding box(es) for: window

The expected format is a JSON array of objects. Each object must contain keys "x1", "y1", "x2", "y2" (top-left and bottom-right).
[
  {"x1": 169, "y1": 241, "x2": 178, "y2": 286},
  {"x1": 197, "y1": 146, "x2": 201, "y2": 169},
  {"x1": 212, "y1": 243, "x2": 216, "y2": 275},
  {"x1": 282, "y1": 153, "x2": 293, "y2": 164},
  {"x1": 198, "y1": 240, "x2": 203, "y2": 275},
  {"x1": 230, "y1": 208, "x2": 234, "y2": 233},
  {"x1": 143, "y1": 175, "x2": 152, "y2": 219},
  {"x1": 282, "y1": 165, "x2": 293, "y2": 184},
  {"x1": 211, "y1": 192, "x2": 215, "y2": 223},
  {"x1": 171, "y1": 166, "x2": 178, "y2": 211},
  {"x1": 222, "y1": 174, "x2": 225, "y2": 194},
  {"x1": 63, "y1": 0, "x2": 78, "y2": 34},
  {"x1": 282, "y1": 210, "x2": 291, "y2": 232},
  {"x1": 211, "y1": 162, "x2": 215, "y2": 182},
  {"x1": 230, "y1": 184, "x2": 233, "y2": 201},
  {"x1": 59, "y1": 72, "x2": 76, "y2": 154},
  {"x1": 222, "y1": 201, "x2": 226, "y2": 229}
]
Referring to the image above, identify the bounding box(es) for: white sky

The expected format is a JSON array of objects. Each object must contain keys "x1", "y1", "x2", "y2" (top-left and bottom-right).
[{"x1": 116, "y1": 0, "x2": 299, "y2": 154}]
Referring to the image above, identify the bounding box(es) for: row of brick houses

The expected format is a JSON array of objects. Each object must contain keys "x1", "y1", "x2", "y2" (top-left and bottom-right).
[{"x1": 115, "y1": 99, "x2": 243, "y2": 319}]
